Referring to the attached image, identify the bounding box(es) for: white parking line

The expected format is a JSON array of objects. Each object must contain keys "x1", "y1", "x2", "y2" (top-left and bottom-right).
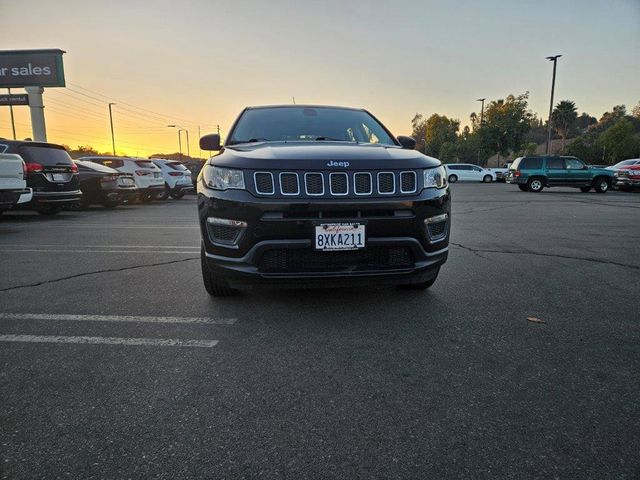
[
  {"x1": 0, "y1": 334, "x2": 218, "y2": 348},
  {"x1": 0, "y1": 313, "x2": 236, "y2": 325},
  {"x1": 0, "y1": 249, "x2": 199, "y2": 254}
]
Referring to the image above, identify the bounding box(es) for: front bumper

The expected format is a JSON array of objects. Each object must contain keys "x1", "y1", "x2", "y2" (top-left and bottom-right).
[
  {"x1": 615, "y1": 178, "x2": 640, "y2": 189},
  {"x1": 198, "y1": 186, "x2": 451, "y2": 286}
]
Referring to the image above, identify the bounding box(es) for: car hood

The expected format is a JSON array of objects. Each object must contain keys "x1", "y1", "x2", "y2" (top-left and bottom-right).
[
  {"x1": 589, "y1": 166, "x2": 616, "y2": 176},
  {"x1": 208, "y1": 142, "x2": 441, "y2": 170}
]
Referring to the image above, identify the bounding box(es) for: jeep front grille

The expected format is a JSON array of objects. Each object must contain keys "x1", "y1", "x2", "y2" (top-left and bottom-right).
[{"x1": 251, "y1": 170, "x2": 421, "y2": 198}]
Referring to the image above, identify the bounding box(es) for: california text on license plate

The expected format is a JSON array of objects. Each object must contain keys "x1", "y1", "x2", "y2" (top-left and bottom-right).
[{"x1": 315, "y1": 223, "x2": 365, "y2": 251}]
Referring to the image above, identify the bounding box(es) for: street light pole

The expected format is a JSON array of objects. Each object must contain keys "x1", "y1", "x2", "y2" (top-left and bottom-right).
[
  {"x1": 198, "y1": 125, "x2": 201, "y2": 159},
  {"x1": 177, "y1": 130, "x2": 184, "y2": 161},
  {"x1": 108, "y1": 102, "x2": 116, "y2": 155},
  {"x1": 7, "y1": 88, "x2": 16, "y2": 140},
  {"x1": 184, "y1": 130, "x2": 190, "y2": 158},
  {"x1": 545, "y1": 55, "x2": 562, "y2": 155},
  {"x1": 476, "y1": 98, "x2": 486, "y2": 126}
]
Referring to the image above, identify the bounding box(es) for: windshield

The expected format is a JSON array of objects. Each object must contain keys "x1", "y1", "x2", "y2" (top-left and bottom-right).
[
  {"x1": 18, "y1": 145, "x2": 73, "y2": 166},
  {"x1": 228, "y1": 107, "x2": 397, "y2": 146}
]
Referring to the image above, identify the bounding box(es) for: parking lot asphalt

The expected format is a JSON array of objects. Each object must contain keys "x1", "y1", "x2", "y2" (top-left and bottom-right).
[{"x1": 1, "y1": 184, "x2": 639, "y2": 479}]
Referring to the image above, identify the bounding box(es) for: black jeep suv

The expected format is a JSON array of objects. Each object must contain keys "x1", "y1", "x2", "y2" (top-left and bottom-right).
[
  {"x1": 197, "y1": 105, "x2": 450, "y2": 296},
  {"x1": 0, "y1": 140, "x2": 81, "y2": 214}
]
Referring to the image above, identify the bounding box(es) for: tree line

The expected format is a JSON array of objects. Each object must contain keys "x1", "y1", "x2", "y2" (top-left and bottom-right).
[{"x1": 411, "y1": 95, "x2": 640, "y2": 166}]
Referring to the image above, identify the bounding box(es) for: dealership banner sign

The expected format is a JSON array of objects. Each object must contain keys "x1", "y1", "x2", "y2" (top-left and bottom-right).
[
  {"x1": 0, "y1": 49, "x2": 66, "y2": 88},
  {"x1": 0, "y1": 93, "x2": 29, "y2": 106}
]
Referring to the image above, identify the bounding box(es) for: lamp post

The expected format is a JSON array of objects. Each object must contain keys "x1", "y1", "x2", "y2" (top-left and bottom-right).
[
  {"x1": 108, "y1": 102, "x2": 116, "y2": 155},
  {"x1": 545, "y1": 55, "x2": 562, "y2": 155},
  {"x1": 476, "y1": 98, "x2": 486, "y2": 126},
  {"x1": 168, "y1": 124, "x2": 189, "y2": 159}
]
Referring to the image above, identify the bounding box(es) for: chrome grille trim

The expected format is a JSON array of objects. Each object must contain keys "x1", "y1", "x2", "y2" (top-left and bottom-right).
[
  {"x1": 304, "y1": 172, "x2": 325, "y2": 196},
  {"x1": 329, "y1": 172, "x2": 349, "y2": 196},
  {"x1": 400, "y1": 171, "x2": 417, "y2": 194},
  {"x1": 254, "y1": 172, "x2": 275, "y2": 195},
  {"x1": 377, "y1": 172, "x2": 396, "y2": 195},
  {"x1": 279, "y1": 172, "x2": 300, "y2": 195},
  {"x1": 353, "y1": 172, "x2": 373, "y2": 195}
]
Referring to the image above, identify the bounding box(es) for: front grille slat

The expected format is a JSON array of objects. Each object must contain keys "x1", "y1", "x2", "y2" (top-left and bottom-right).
[
  {"x1": 377, "y1": 172, "x2": 395, "y2": 194},
  {"x1": 305, "y1": 173, "x2": 324, "y2": 195},
  {"x1": 252, "y1": 170, "x2": 420, "y2": 197},
  {"x1": 254, "y1": 172, "x2": 275, "y2": 195}
]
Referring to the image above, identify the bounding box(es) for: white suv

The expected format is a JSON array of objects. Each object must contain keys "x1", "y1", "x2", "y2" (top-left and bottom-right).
[
  {"x1": 80, "y1": 156, "x2": 164, "y2": 202},
  {"x1": 0, "y1": 153, "x2": 33, "y2": 214},
  {"x1": 152, "y1": 159, "x2": 193, "y2": 199},
  {"x1": 444, "y1": 164, "x2": 496, "y2": 183}
]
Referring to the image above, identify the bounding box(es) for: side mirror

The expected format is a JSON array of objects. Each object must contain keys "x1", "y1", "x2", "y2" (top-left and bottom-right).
[
  {"x1": 200, "y1": 133, "x2": 221, "y2": 151},
  {"x1": 397, "y1": 135, "x2": 416, "y2": 150}
]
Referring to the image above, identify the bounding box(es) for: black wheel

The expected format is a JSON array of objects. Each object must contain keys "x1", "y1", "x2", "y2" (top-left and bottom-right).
[
  {"x1": 448, "y1": 174, "x2": 458, "y2": 183},
  {"x1": 518, "y1": 185, "x2": 529, "y2": 192},
  {"x1": 140, "y1": 193, "x2": 154, "y2": 203},
  {"x1": 580, "y1": 186, "x2": 591, "y2": 193},
  {"x1": 527, "y1": 177, "x2": 544, "y2": 192},
  {"x1": 37, "y1": 206, "x2": 60, "y2": 215},
  {"x1": 170, "y1": 191, "x2": 185, "y2": 199},
  {"x1": 201, "y1": 244, "x2": 236, "y2": 297},
  {"x1": 400, "y1": 268, "x2": 440, "y2": 290},
  {"x1": 157, "y1": 185, "x2": 170, "y2": 200},
  {"x1": 593, "y1": 177, "x2": 609, "y2": 194},
  {"x1": 483, "y1": 175, "x2": 492, "y2": 183}
]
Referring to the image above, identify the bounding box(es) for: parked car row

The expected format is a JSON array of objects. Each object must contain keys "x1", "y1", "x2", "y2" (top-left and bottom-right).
[
  {"x1": 444, "y1": 156, "x2": 640, "y2": 193},
  {"x1": 0, "y1": 139, "x2": 194, "y2": 215}
]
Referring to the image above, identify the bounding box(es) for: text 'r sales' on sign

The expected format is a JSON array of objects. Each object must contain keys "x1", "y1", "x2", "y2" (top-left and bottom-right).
[{"x1": 0, "y1": 49, "x2": 66, "y2": 88}]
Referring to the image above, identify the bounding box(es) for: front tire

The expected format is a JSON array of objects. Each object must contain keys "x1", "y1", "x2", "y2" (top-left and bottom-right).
[
  {"x1": 171, "y1": 191, "x2": 185, "y2": 199},
  {"x1": 518, "y1": 185, "x2": 529, "y2": 192},
  {"x1": 593, "y1": 177, "x2": 609, "y2": 194},
  {"x1": 527, "y1": 177, "x2": 544, "y2": 192},
  {"x1": 140, "y1": 193, "x2": 154, "y2": 203},
  {"x1": 483, "y1": 175, "x2": 492, "y2": 183},
  {"x1": 201, "y1": 244, "x2": 236, "y2": 297},
  {"x1": 580, "y1": 186, "x2": 591, "y2": 193},
  {"x1": 448, "y1": 174, "x2": 458, "y2": 183}
]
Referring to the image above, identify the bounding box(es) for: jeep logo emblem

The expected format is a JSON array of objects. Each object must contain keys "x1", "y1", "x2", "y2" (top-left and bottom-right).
[{"x1": 327, "y1": 161, "x2": 350, "y2": 168}]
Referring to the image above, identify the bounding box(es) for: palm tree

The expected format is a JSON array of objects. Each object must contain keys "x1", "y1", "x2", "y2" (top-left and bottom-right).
[{"x1": 552, "y1": 100, "x2": 578, "y2": 152}]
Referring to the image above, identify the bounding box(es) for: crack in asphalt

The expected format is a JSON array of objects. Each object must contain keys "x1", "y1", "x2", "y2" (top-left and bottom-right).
[
  {"x1": 450, "y1": 242, "x2": 640, "y2": 270},
  {"x1": 0, "y1": 257, "x2": 199, "y2": 292},
  {"x1": 455, "y1": 202, "x2": 533, "y2": 215}
]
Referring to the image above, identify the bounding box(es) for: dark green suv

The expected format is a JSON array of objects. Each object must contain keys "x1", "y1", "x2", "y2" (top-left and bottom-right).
[{"x1": 506, "y1": 156, "x2": 615, "y2": 193}]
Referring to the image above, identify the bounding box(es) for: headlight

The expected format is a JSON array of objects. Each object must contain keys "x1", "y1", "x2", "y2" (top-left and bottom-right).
[
  {"x1": 204, "y1": 165, "x2": 245, "y2": 190},
  {"x1": 424, "y1": 166, "x2": 447, "y2": 189}
]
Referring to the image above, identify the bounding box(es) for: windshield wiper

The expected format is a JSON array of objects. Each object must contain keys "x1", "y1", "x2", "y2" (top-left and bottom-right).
[
  {"x1": 313, "y1": 136, "x2": 356, "y2": 142},
  {"x1": 228, "y1": 138, "x2": 270, "y2": 145}
]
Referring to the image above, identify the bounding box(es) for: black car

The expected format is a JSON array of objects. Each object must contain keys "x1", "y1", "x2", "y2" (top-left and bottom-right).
[
  {"x1": 74, "y1": 160, "x2": 138, "y2": 208},
  {"x1": 0, "y1": 140, "x2": 82, "y2": 215},
  {"x1": 197, "y1": 105, "x2": 451, "y2": 296}
]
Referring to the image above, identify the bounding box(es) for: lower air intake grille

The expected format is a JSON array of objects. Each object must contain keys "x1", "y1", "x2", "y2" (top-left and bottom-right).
[
  {"x1": 427, "y1": 220, "x2": 447, "y2": 241},
  {"x1": 208, "y1": 225, "x2": 243, "y2": 245},
  {"x1": 258, "y1": 247, "x2": 414, "y2": 273}
]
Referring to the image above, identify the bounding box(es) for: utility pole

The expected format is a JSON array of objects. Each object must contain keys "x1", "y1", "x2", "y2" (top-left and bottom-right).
[
  {"x1": 545, "y1": 55, "x2": 562, "y2": 155},
  {"x1": 198, "y1": 125, "x2": 201, "y2": 159},
  {"x1": 177, "y1": 129, "x2": 183, "y2": 161},
  {"x1": 108, "y1": 102, "x2": 116, "y2": 155},
  {"x1": 476, "y1": 98, "x2": 486, "y2": 126},
  {"x1": 184, "y1": 130, "x2": 190, "y2": 158},
  {"x1": 217, "y1": 124, "x2": 220, "y2": 135},
  {"x1": 7, "y1": 88, "x2": 16, "y2": 140}
]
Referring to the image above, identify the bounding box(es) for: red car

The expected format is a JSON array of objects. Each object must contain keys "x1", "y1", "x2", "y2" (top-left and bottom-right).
[{"x1": 614, "y1": 165, "x2": 640, "y2": 191}]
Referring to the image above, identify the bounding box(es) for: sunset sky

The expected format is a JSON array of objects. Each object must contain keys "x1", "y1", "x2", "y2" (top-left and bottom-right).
[{"x1": 1, "y1": 0, "x2": 638, "y2": 158}]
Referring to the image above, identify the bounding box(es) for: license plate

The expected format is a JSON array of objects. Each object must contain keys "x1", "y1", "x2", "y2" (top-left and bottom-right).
[
  {"x1": 315, "y1": 223, "x2": 365, "y2": 251},
  {"x1": 52, "y1": 173, "x2": 66, "y2": 182}
]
